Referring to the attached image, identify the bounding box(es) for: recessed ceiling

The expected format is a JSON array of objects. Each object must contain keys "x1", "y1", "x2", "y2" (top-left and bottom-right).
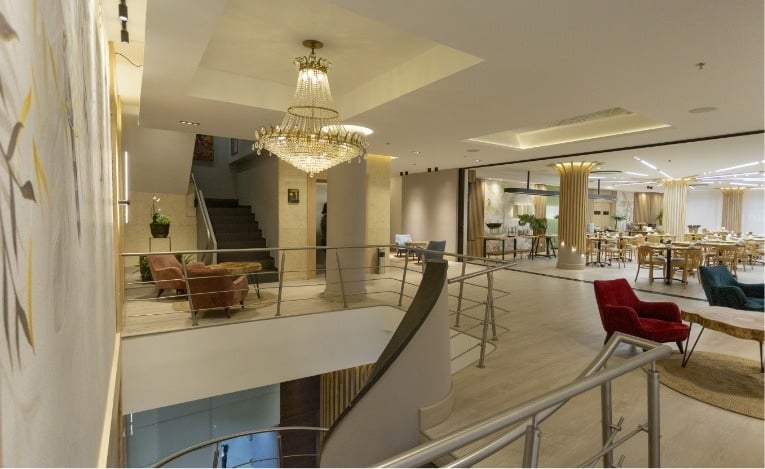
[{"x1": 104, "y1": 0, "x2": 764, "y2": 187}]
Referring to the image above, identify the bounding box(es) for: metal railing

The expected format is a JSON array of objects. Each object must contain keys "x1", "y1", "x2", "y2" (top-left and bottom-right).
[
  {"x1": 152, "y1": 426, "x2": 328, "y2": 468},
  {"x1": 122, "y1": 244, "x2": 518, "y2": 367},
  {"x1": 376, "y1": 333, "x2": 672, "y2": 468},
  {"x1": 190, "y1": 173, "x2": 217, "y2": 265}
]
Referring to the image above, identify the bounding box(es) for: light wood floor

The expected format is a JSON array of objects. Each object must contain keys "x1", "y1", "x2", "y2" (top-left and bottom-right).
[{"x1": 123, "y1": 256, "x2": 764, "y2": 466}]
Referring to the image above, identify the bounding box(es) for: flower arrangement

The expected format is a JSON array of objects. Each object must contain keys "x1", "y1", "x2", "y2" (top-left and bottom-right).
[{"x1": 151, "y1": 195, "x2": 171, "y2": 224}]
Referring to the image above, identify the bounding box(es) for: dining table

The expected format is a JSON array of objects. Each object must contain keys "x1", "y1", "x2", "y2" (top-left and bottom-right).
[{"x1": 647, "y1": 243, "x2": 692, "y2": 284}]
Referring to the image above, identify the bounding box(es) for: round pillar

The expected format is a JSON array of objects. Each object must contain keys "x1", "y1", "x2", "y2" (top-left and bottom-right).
[
  {"x1": 719, "y1": 187, "x2": 746, "y2": 233},
  {"x1": 551, "y1": 162, "x2": 599, "y2": 270},
  {"x1": 661, "y1": 179, "x2": 689, "y2": 238},
  {"x1": 323, "y1": 159, "x2": 367, "y2": 302}
]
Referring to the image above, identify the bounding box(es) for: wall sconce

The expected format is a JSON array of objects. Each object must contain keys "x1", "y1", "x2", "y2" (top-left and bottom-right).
[
  {"x1": 120, "y1": 20, "x2": 129, "y2": 43},
  {"x1": 118, "y1": 0, "x2": 128, "y2": 20}
]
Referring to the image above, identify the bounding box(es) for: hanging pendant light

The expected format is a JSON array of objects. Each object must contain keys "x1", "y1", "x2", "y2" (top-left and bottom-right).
[{"x1": 254, "y1": 40, "x2": 370, "y2": 177}]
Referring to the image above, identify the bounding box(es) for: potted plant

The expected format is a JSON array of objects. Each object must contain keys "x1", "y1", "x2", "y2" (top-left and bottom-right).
[
  {"x1": 517, "y1": 214, "x2": 548, "y2": 235},
  {"x1": 611, "y1": 214, "x2": 626, "y2": 230},
  {"x1": 655, "y1": 208, "x2": 664, "y2": 229},
  {"x1": 150, "y1": 195, "x2": 171, "y2": 238}
]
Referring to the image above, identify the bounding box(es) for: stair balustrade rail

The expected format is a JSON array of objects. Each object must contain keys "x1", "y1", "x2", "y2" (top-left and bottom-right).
[
  {"x1": 377, "y1": 333, "x2": 672, "y2": 468},
  {"x1": 190, "y1": 173, "x2": 218, "y2": 265},
  {"x1": 122, "y1": 245, "x2": 515, "y2": 366},
  {"x1": 146, "y1": 334, "x2": 670, "y2": 468}
]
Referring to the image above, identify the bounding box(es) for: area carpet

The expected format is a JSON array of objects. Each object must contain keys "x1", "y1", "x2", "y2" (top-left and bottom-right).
[
  {"x1": 171, "y1": 290, "x2": 278, "y2": 313},
  {"x1": 645, "y1": 351, "x2": 763, "y2": 420}
]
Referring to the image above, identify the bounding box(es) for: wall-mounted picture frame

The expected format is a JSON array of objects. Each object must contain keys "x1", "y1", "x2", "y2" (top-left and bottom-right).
[{"x1": 287, "y1": 188, "x2": 300, "y2": 204}]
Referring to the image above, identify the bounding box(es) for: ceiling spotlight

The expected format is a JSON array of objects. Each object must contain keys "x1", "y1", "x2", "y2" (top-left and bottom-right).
[
  {"x1": 179, "y1": 120, "x2": 200, "y2": 126},
  {"x1": 118, "y1": 0, "x2": 128, "y2": 21},
  {"x1": 120, "y1": 20, "x2": 129, "y2": 44}
]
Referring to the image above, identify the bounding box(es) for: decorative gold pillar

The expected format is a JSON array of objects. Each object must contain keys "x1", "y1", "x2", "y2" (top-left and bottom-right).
[
  {"x1": 661, "y1": 179, "x2": 690, "y2": 238},
  {"x1": 719, "y1": 187, "x2": 746, "y2": 233},
  {"x1": 551, "y1": 162, "x2": 599, "y2": 270},
  {"x1": 320, "y1": 364, "x2": 374, "y2": 428}
]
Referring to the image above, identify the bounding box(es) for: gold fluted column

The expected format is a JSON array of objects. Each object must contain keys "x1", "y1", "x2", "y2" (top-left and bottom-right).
[
  {"x1": 661, "y1": 179, "x2": 690, "y2": 238},
  {"x1": 320, "y1": 364, "x2": 374, "y2": 428},
  {"x1": 719, "y1": 187, "x2": 746, "y2": 233},
  {"x1": 551, "y1": 162, "x2": 599, "y2": 270}
]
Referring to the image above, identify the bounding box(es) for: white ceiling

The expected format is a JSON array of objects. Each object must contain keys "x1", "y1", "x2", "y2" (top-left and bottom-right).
[{"x1": 105, "y1": 0, "x2": 764, "y2": 191}]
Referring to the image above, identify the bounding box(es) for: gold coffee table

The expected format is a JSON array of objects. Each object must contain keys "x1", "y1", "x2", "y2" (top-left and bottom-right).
[
  {"x1": 681, "y1": 306, "x2": 764, "y2": 372},
  {"x1": 207, "y1": 261, "x2": 263, "y2": 297}
]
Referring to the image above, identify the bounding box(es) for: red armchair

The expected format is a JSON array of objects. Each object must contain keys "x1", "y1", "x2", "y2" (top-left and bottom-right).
[
  {"x1": 593, "y1": 278, "x2": 689, "y2": 352},
  {"x1": 186, "y1": 267, "x2": 249, "y2": 325},
  {"x1": 147, "y1": 254, "x2": 206, "y2": 298}
]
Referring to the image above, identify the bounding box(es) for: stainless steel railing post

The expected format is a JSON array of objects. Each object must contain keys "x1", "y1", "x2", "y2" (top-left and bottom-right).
[
  {"x1": 522, "y1": 421, "x2": 541, "y2": 468},
  {"x1": 212, "y1": 442, "x2": 219, "y2": 468},
  {"x1": 277, "y1": 431, "x2": 283, "y2": 468},
  {"x1": 398, "y1": 252, "x2": 409, "y2": 306},
  {"x1": 335, "y1": 249, "x2": 348, "y2": 308},
  {"x1": 276, "y1": 252, "x2": 286, "y2": 317},
  {"x1": 647, "y1": 363, "x2": 661, "y2": 468},
  {"x1": 180, "y1": 260, "x2": 197, "y2": 326},
  {"x1": 488, "y1": 271, "x2": 497, "y2": 341},
  {"x1": 477, "y1": 272, "x2": 492, "y2": 368},
  {"x1": 601, "y1": 379, "x2": 614, "y2": 468},
  {"x1": 455, "y1": 260, "x2": 467, "y2": 327}
]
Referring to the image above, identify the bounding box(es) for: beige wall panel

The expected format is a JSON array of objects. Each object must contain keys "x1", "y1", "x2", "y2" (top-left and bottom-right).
[
  {"x1": 278, "y1": 161, "x2": 310, "y2": 280},
  {"x1": 366, "y1": 156, "x2": 392, "y2": 270},
  {"x1": 402, "y1": 169, "x2": 460, "y2": 253}
]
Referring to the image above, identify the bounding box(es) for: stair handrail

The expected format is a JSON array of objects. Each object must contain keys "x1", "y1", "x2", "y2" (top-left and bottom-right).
[
  {"x1": 190, "y1": 172, "x2": 217, "y2": 265},
  {"x1": 375, "y1": 333, "x2": 671, "y2": 468},
  {"x1": 151, "y1": 426, "x2": 328, "y2": 467}
]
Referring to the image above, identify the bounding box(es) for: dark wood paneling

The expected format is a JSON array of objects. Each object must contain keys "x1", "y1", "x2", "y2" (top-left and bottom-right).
[{"x1": 280, "y1": 375, "x2": 320, "y2": 468}]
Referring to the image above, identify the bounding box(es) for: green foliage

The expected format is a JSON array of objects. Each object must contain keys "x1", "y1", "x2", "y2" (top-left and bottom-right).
[
  {"x1": 517, "y1": 214, "x2": 548, "y2": 233},
  {"x1": 138, "y1": 255, "x2": 153, "y2": 282},
  {"x1": 655, "y1": 209, "x2": 663, "y2": 225},
  {"x1": 152, "y1": 212, "x2": 171, "y2": 224},
  {"x1": 611, "y1": 214, "x2": 626, "y2": 222}
]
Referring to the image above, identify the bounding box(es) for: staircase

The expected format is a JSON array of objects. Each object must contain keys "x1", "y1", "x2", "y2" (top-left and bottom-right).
[{"x1": 204, "y1": 198, "x2": 278, "y2": 282}]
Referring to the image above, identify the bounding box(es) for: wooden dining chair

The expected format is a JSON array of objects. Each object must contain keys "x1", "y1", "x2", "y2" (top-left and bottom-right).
[
  {"x1": 669, "y1": 248, "x2": 703, "y2": 285},
  {"x1": 634, "y1": 245, "x2": 665, "y2": 283},
  {"x1": 717, "y1": 245, "x2": 740, "y2": 278}
]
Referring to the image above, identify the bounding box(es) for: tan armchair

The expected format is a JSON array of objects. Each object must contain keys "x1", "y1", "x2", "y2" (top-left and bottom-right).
[
  {"x1": 186, "y1": 267, "x2": 249, "y2": 325},
  {"x1": 147, "y1": 254, "x2": 206, "y2": 298}
]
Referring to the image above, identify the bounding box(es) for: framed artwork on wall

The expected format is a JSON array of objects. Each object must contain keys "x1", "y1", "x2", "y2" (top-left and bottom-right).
[
  {"x1": 287, "y1": 188, "x2": 300, "y2": 204},
  {"x1": 193, "y1": 134, "x2": 214, "y2": 160}
]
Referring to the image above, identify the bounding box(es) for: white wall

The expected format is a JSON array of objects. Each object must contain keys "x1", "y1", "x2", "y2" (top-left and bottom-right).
[
  {"x1": 742, "y1": 190, "x2": 765, "y2": 234},
  {"x1": 686, "y1": 190, "x2": 723, "y2": 230},
  {"x1": 0, "y1": 1, "x2": 116, "y2": 465},
  {"x1": 123, "y1": 109, "x2": 196, "y2": 195},
  {"x1": 122, "y1": 306, "x2": 403, "y2": 414},
  {"x1": 402, "y1": 170, "x2": 459, "y2": 253}
]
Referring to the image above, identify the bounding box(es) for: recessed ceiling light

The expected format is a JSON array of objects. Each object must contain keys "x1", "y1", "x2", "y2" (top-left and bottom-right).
[
  {"x1": 410, "y1": 150, "x2": 422, "y2": 154},
  {"x1": 475, "y1": 159, "x2": 481, "y2": 162},
  {"x1": 688, "y1": 106, "x2": 717, "y2": 114},
  {"x1": 179, "y1": 120, "x2": 200, "y2": 126}
]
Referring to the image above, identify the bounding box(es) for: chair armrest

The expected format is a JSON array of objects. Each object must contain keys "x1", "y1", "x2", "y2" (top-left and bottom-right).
[
  {"x1": 601, "y1": 305, "x2": 643, "y2": 332},
  {"x1": 635, "y1": 301, "x2": 682, "y2": 323},
  {"x1": 152, "y1": 266, "x2": 184, "y2": 281},
  {"x1": 187, "y1": 262, "x2": 206, "y2": 270},
  {"x1": 734, "y1": 282, "x2": 764, "y2": 299},
  {"x1": 710, "y1": 286, "x2": 748, "y2": 308}
]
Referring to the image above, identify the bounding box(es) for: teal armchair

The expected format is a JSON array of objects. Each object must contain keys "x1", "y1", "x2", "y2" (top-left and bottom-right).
[{"x1": 699, "y1": 265, "x2": 764, "y2": 312}]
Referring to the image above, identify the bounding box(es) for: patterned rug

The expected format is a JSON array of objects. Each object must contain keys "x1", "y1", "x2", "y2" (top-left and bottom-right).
[{"x1": 645, "y1": 351, "x2": 763, "y2": 419}]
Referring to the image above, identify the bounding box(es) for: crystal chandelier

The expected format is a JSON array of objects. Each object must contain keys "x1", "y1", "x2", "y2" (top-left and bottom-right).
[{"x1": 254, "y1": 40, "x2": 369, "y2": 177}]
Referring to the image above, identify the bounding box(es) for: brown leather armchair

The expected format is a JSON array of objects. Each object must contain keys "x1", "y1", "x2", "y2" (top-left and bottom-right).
[
  {"x1": 147, "y1": 254, "x2": 206, "y2": 298},
  {"x1": 186, "y1": 267, "x2": 249, "y2": 325}
]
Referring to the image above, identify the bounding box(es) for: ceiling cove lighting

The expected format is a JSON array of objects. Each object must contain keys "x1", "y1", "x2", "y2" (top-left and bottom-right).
[
  {"x1": 254, "y1": 40, "x2": 369, "y2": 177},
  {"x1": 638, "y1": 159, "x2": 657, "y2": 170},
  {"x1": 624, "y1": 171, "x2": 648, "y2": 177},
  {"x1": 658, "y1": 170, "x2": 673, "y2": 179},
  {"x1": 713, "y1": 161, "x2": 761, "y2": 173}
]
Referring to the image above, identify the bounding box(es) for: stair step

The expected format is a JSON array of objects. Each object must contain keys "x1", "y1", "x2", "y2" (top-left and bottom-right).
[
  {"x1": 204, "y1": 198, "x2": 242, "y2": 208},
  {"x1": 208, "y1": 213, "x2": 257, "y2": 223},
  {"x1": 214, "y1": 231, "x2": 264, "y2": 242},
  {"x1": 217, "y1": 251, "x2": 274, "y2": 264},
  {"x1": 207, "y1": 206, "x2": 252, "y2": 216},
  {"x1": 217, "y1": 239, "x2": 267, "y2": 249}
]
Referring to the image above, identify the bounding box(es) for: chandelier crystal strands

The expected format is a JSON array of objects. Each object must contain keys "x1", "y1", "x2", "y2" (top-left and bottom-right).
[{"x1": 254, "y1": 40, "x2": 369, "y2": 177}]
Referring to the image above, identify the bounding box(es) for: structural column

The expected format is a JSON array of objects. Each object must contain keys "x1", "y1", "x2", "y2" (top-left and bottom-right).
[
  {"x1": 552, "y1": 162, "x2": 599, "y2": 270},
  {"x1": 661, "y1": 179, "x2": 690, "y2": 238},
  {"x1": 719, "y1": 187, "x2": 745, "y2": 233},
  {"x1": 323, "y1": 159, "x2": 367, "y2": 302}
]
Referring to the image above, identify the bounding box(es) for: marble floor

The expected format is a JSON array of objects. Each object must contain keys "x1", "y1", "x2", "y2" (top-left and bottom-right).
[{"x1": 122, "y1": 255, "x2": 764, "y2": 467}]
